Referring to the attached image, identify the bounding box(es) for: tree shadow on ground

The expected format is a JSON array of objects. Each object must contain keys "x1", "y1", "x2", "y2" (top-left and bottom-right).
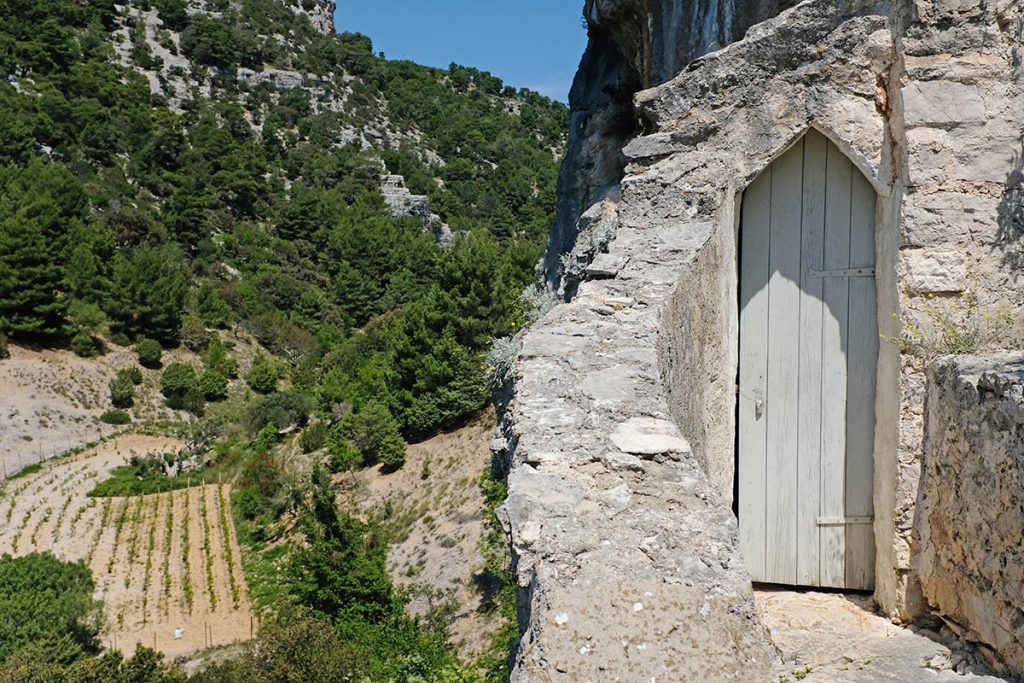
[{"x1": 471, "y1": 569, "x2": 505, "y2": 614}]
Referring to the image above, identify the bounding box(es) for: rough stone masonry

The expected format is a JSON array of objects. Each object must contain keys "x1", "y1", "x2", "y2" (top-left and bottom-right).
[{"x1": 497, "y1": 0, "x2": 1024, "y2": 679}]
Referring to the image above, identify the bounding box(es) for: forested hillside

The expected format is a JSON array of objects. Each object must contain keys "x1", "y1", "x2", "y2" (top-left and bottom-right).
[
  {"x1": 0, "y1": 0, "x2": 565, "y2": 437},
  {"x1": 0, "y1": 0, "x2": 567, "y2": 679}
]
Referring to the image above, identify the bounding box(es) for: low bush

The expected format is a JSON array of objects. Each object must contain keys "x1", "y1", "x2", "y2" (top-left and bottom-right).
[
  {"x1": 8, "y1": 463, "x2": 42, "y2": 480},
  {"x1": 88, "y1": 454, "x2": 187, "y2": 497},
  {"x1": 71, "y1": 332, "x2": 99, "y2": 358},
  {"x1": 328, "y1": 400, "x2": 406, "y2": 472},
  {"x1": 245, "y1": 392, "x2": 313, "y2": 433},
  {"x1": 99, "y1": 410, "x2": 131, "y2": 425},
  {"x1": 299, "y1": 421, "x2": 328, "y2": 453},
  {"x1": 161, "y1": 362, "x2": 196, "y2": 400},
  {"x1": 199, "y1": 370, "x2": 228, "y2": 401},
  {"x1": 247, "y1": 354, "x2": 283, "y2": 394},
  {"x1": 121, "y1": 366, "x2": 143, "y2": 384},
  {"x1": 109, "y1": 374, "x2": 135, "y2": 409},
  {"x1": 136, "y1": 338, "x2": 163, "y2": 368}
]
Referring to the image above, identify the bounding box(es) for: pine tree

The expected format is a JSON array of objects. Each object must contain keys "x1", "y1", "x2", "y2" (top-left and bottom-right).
[{"x1": 0, "y1": 160, "x2": 88, "y2": 339}]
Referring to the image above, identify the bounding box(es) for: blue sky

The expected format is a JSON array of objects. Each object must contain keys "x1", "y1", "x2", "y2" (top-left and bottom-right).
[{"x1": 333, "y1": 1, "x2": 588, "y2": 101}]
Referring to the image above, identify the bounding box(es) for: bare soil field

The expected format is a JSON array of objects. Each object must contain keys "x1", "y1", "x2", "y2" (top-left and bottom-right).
[
  {"x1": 0, "y1": 337, "x2": 266, "y2": 484},
  {"x1": 342, "y1": 413, "x2": 502, "y2": 659},
  {"x1": 0, "y1": 434, "x2": 254, "y2": 658},
  {"x1": 0, "y1": 345, "x2": 186, "y2": 480}
]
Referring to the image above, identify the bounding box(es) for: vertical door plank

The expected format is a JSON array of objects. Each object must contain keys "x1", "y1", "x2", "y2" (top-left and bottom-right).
[
  {"x1": 845, "y1": 170, "x2": 878, "y2": 590},
  {"x1": 765, "y1": 139, "x2": 804, "y2": 585},
  {"x1": 796, "y1": 131, "x2": 827, "y2": 586},
  {"x1": 738, "y1": 165, "x2": 773, "y2": 582},
  {"x1": 819, "y1": 144, "x2": 853, "y2": 588}
]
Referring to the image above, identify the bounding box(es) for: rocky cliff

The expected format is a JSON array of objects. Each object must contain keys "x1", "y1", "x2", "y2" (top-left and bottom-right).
[
  {"x1": 546, "y1": 0, "x2": 791, "y2": 295},
  {"x1": 295, "y1": 0, "x2": 336, "y2": 35}
]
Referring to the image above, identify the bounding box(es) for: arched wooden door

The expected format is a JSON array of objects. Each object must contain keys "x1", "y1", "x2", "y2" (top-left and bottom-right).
[{"x1": 737, "y1": 130, "x2": 878, "y2": 590}]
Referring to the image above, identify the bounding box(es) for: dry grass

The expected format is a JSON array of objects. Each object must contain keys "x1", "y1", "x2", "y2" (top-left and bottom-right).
[{"x1": 338, "y1": 412, "x2": 503, "y2": 660}]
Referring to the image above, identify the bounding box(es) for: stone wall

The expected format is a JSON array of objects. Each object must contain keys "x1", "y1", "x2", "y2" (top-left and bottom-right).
[
  {"x1": 497, "y1": 216, "x2": 777, "y2": 679},
  {"x1": 918, "y1": 355, "x2": 1024, "y2": 678}
]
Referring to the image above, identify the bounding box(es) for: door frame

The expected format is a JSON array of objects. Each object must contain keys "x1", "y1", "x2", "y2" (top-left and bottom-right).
[{"x1": 728, "y1": 123, "x2": 900, "y2": 593}]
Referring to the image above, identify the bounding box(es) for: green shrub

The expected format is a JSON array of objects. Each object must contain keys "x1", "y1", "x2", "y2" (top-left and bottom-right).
[
  {"x1": 245, "y1": 392, "x2": 313, "y2": 433},
  {"x1": 199, "y1": 370, "x2": 228, "y2": 401},
  {"x1": 99, "y1": 409, "x2": 131, "y2": 425},
  {"x1": 88, "y1": 455, "x2": 187, "y2": 497},
  {"x1": 136, "y1": 338, "x2": 163, "y2": 368},
  {"x1": 246, "y1": 354, "x2": 282, "y2": 394},
  {"x1": 108, "y1": 331, "x2": 131, "y2": 347},
  {"x1": 8, "y1": 463, "x2": 42, "y2": 480},
  {"x1": 155, "y1": 0, "x2": 190, "y2": 31},
  {"x1": 120, "y1": 366, "x2": 143, "y2": 385},
  {"x1": 71, "y1": 332, "x2": 99, "y2": 358},
  {"x1": 0, "y1": 333, "x2": 9, "y2": 360},
  {"x1": 235, "y1": 449, "x2": 285, "y2": 520},
  {"x1": 108, "y1": 374, "x2": 135, "y2": 408},
  {"x1": 202, "y1": 337, "x2": 238, "y2": 377},
  {"x1": 161, "y1": 362, "x2": 204, "y2": 414},
  {"x1": 329, "y1": 400, "x2": 406, "y2": 471},
  {"x1": 182, "y1": 385, "x2": 206, "y2": 416},
  {"x1": 197, "y1": 282, "x2": 231, "y2": 328},
  {"x1": 180, "y1": 313, "x2": 210, "y2": 352},
  {"x1": 160, "y1": 362, "x2": 196, "y2": 397},
  {"x1": 0, "y1": 553, "x2": 101, "y2": 662},
  {"x1": 299, "y1": 421, "x2": 328, "y2": 453}
]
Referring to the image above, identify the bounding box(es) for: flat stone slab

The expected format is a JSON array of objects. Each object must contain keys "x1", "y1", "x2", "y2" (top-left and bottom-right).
[{"x1": 609, "y1": 417, "x2": 692, "y2": 457}]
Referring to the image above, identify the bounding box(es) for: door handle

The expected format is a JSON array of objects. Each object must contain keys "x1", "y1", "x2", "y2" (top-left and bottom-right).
[{"x1": 755, "y1": 399, "x2": 764, "y2": 419}]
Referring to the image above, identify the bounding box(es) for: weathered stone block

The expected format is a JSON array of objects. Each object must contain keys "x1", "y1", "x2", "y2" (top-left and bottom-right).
[
  {"x1": 900, "y1": 249, "x2": 968, "y2": 292},
  {"x1": 902, "y1": 81, "x2": 986, "y2": 127},
  {"x1": 902, "y1": 192, "x2": 1000, "y2": 247}
]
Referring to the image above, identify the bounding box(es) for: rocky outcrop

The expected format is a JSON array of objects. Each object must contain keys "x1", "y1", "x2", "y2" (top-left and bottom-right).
[
  {"x1": 497, "y1": 218, "x2": 778, "y2": 680},
  {"x1": 507, "y1": 0, "x2": 1024, "y2": 679},
  {"x1": 545, "y1": 0, "x2": 791, "y2": 295},
  {"x1": 292, "y1": 0, "x2": 336, "y2": 35},
  {"x1": 918, "y1": 356, "x2": 1024, "y2": 678},
  {"x1": 379, "y1": 175, "x2": 453, "y2": 244}
]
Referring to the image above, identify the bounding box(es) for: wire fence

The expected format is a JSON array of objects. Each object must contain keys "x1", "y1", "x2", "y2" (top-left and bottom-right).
[{"x1": 0, "y1": 427, "x2": 118, "y2": 486}]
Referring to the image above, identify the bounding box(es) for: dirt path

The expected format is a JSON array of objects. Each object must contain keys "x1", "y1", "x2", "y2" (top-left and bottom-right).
[
  {"x1": 0, "y1": 435, "x2": 254, "y2": 658},
  {"x1": 756, "y1": 588, "x2": 1012, "y2": 681}
]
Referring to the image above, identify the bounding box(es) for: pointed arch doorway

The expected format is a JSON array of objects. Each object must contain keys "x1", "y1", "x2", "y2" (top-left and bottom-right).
[{"x1": 737, "y1": 129, "x2": 878, "y2": 590}]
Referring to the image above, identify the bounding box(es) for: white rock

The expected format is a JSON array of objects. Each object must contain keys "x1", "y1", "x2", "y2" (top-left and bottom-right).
[{"x1": 609, "y1": 418, "x2": 691, "y2": 457}]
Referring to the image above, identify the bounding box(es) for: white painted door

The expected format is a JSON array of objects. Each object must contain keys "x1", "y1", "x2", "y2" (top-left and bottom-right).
[{"x1": 738, "y1": 130, "x2": 878, "y2": 590}]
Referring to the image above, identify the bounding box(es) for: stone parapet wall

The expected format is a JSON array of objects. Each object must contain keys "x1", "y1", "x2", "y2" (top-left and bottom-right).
[
  {"x1": 918, "y1": 355, "x2": 1024, "y2": 678},
  {"x1": 497, "y1": 216, "x2": 777, "y2": 680}
]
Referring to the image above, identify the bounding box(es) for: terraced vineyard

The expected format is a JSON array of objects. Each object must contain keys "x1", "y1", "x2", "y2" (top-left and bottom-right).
[{"x1": 0, "y1": 435, "x2": 254, "y2": 657}]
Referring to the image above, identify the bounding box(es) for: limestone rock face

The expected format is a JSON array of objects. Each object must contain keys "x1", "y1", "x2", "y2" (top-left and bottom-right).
[
  {"x1": 379, "y1": 175, "x2": 453, "y2": 244},
  {"x1": 293, "y1": 0, "x2": 336, "y2": 35},
  {"x1": 546, "y1": 0, "x2": 789, "y2": 295},
  {"x1": 919, "y1": 357, "x2": 1024, "y2": 678}
]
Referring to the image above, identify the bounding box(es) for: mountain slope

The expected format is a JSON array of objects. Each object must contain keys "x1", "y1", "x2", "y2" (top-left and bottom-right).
[{"x1": 0, "y1": 0, "x2": 567, "y2": 438}]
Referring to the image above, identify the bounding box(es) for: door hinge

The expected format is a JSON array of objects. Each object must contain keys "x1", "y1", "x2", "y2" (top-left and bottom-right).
[
  {"x1": 816, "y1": 516, "x2": 874, "y2": 527},
  {"x1": 809, "y1": 267, "x2": 875, "y2": 278}
]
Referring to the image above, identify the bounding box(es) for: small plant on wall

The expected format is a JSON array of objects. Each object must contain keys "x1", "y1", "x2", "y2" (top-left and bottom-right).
[{"x1": 887, "y1": 290, "x2": 1016, "y2": 358}]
